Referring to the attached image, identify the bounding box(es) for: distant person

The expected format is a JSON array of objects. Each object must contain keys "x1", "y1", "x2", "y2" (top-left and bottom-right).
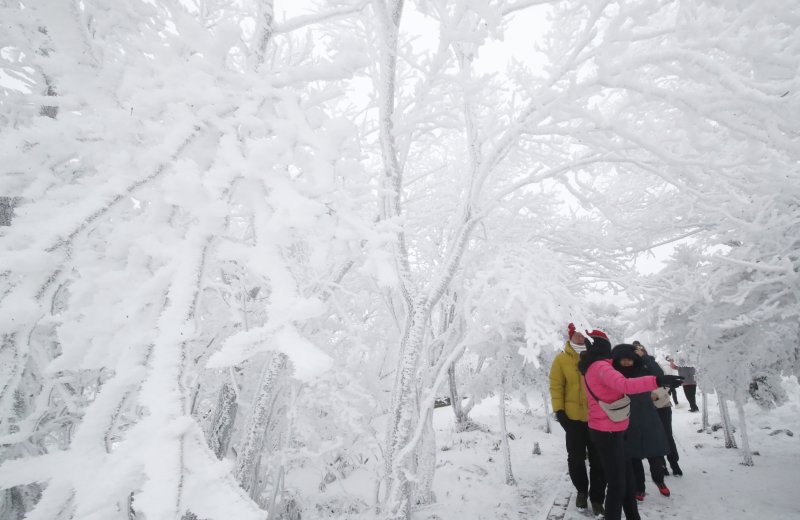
[
  {"x1": 669, "y1": 386, "x2": 679, "y2": 406},
  {"x1": 658, "y1": 352, "x2": 680, "y2": 405},
  {"x1": 550, "y1": 323, "x2": 606, "y2": 516},
  {"x1": 579, "y1": 331, "x2": 683, "y2": 520},
  {"x1": 634, "y1": 342, "x2": 682, "y2": 477},
  {"x1": 669, "y1": 356, "x2": 699, "y2": 412},
  {"x1": 615, "y1": 343, "x2": 670, "y2": 500}
]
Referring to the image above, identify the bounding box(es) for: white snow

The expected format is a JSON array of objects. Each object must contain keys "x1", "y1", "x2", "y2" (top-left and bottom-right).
[{"x1": 411, "y1": 381, "x2": 800, "y2": 519}]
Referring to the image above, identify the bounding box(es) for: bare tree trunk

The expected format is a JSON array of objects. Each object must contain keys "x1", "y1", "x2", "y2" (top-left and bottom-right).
[
  {"x1": 1, "y1": 485, "x2": 43, "y2": 520},
  {"x1": 371, "y1": 1, "x2": 500, "y2": 516},
  {"x1": 733, "y1": 393, "x2": 753, "y2": 466},
  {"x1": 414, "y1": 407, "x2": 436, "y2": 505},
  {"x1": 39, "y1": 72, "x2": 59, "y2": 119},
  {"x1": 35, "y1": 26, "x2": 59, "y2": 119},
  {"x1": 0, "y1": 197, "x2": 20, "y2": 227},
  {"x1": 519, "y1": 390, "x2": 531, "y2": 413},
  {"x1": 447, "y1": 362, "x2": 471, "y2": 432},
  {"x1": 716, "y1": 390, "x2": 737, "y2": 449},
  {"x1": 457, "y1": 356, "x2": 483, "y2": 423},
  {"x1": 234, "y1": 352, "x2": 287, "y2": 496},
  {"x1": 126, "y1": 492, "x2": 137, "y2": 520},
  {"x1": 384, "y1": 301, "x2": 428, "y2": 520},
  {"x1": 261, "y1": 384, "x2": 297, "y2": 514},
  {"x1": 207, "y1": 382, "x2": 238, "y2": 459},
  {"x1": 251, "y1": 0, "x2": 274, "y2": 69},
  {"x1": 542, "y1": 390, "x2": 552, "y2": 434},
  {"x1": 498, "y1": 377, "x2": 516, "y2": 486},
  {"x1": 701, "y1": 388, "x2": 710, "y2": 431}
]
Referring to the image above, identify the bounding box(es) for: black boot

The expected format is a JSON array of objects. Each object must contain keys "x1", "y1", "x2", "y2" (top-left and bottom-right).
[
  {"x1": 576, "y1": 491, "x2": 588, "y2": 509},
  {"x1": 671, "y1": 463, "x2": 683, "y2": 476}
]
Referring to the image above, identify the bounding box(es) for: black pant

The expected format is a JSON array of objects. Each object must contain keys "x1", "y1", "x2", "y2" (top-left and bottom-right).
[
  {"x1": 683, "y1": 384, "x2": 698, "y2": 410},
  {"x1": 656, "y1": 407, "x2": 680, "y2": 469},
  {"x1": 589, "y1": 429, "x2": 640, "y2": 520},
  {"x1": 563, "y1": 420, "x2": 606, "y2": 503},
  {"x1": 631, "y1": 457, "x2": 666, "y2": 492},
  {"x1": 669, "y1": 387, "x2": 679, "y2": 404}
]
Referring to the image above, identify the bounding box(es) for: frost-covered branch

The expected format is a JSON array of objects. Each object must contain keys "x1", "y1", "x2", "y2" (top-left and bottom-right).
[
  {"x1": 373, "y1": 0, "x2": 414, "y2": 307},
  {"x1": 251, "y1": 0, "x2": 275, "y2": 68},
  {"x1": 275, "y1": 1, "x2": 370, "y2": 34},
  {"x1": 233, "y1": 353, "x2": 288, "y2": 496}
]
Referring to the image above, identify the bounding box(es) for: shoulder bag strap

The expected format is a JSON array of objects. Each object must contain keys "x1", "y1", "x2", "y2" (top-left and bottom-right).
[{"x1": 583, "y1": 376, "x2": 603, "y2": 403}]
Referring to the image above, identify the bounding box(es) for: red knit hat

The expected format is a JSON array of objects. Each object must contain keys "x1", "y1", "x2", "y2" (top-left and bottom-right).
[
  {"x1": 585, "y1": 329, "x2": 608, "y2": 340},
  {"x1": 567, "y1": 323, "x2": 576, "y2": 339}
]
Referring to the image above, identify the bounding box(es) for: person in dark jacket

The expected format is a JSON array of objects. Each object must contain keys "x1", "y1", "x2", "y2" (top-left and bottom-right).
[
  {"x1": 669, "y1": 386, "x2": 679, "y2": 405},
  {"x1": 614, "y1": 344, "x2": 670, "y2": 500},
  {"x1": 633, "y1": 342, "x2": 682, "y2": 477}
]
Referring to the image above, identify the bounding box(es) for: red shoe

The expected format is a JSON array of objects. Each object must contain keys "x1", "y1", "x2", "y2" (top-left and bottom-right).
[
  {"x1": 657, "y1": 482, "x2": 671, "y2": 497},
  {"x1": 635, "y1": 491, "x2": 645, "y2": 501}
]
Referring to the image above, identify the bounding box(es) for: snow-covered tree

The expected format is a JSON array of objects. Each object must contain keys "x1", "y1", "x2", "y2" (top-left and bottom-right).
[
  {"x1": 2, "y1": 0, "x2": 798, "y2": 517},
  {"x1": 0, "y1": 1, "x2": 373, "y2": 518}
]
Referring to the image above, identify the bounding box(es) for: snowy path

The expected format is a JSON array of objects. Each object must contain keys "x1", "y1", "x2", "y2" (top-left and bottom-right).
[
  {"x1": 634, "y1": 401, "x2": 800, "y2": 520},
  {"x1": 424, "y1": 391, "x2": 800, "y2": 520}
]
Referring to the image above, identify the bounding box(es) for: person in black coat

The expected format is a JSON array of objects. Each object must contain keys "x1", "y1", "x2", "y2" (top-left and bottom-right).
[
  {"x1": 612, "y1": 344, "x2": 671, "y2": 500},
  {"x1": 633, "y1": 342, "x2": 683, "y2": 476}
]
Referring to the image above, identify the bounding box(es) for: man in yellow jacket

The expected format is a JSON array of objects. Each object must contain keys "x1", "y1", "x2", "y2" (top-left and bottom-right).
[{"x1": 550, "y1": 323, "x2": 606, "y2": 515}]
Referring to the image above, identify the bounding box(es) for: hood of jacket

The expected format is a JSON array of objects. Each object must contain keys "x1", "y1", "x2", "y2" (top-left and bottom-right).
[{"x1": 611, "y1": 343, "x2": 644, "y2": 378}]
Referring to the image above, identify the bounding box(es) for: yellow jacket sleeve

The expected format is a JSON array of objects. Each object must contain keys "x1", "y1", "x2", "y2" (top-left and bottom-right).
[{"x1": 549, "y1": 356, "x2": 565, "y2": 412}]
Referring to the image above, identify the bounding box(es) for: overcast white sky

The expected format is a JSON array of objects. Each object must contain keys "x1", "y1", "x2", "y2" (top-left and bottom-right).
[{"x1": 279, "y1": 1, "x2": 551, "y2": 74}]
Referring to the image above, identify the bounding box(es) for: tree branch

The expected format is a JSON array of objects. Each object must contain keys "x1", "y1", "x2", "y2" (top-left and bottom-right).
[{"x1": 275, "y1": 1, "x2": 370, "y2": 34}]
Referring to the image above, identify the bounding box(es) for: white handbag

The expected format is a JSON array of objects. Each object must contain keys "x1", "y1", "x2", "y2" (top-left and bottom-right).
[{"x1": 585, "y1": 380, "x2": 631, "y2": 422}]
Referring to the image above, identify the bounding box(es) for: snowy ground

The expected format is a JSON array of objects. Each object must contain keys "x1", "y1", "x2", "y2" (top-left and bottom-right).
[
  {"x1": 290, "y1": 379, "x2": 800, "y2": 519},
  {"x1": 415, "y1": 380, "x2": 800, "y2": 520}
]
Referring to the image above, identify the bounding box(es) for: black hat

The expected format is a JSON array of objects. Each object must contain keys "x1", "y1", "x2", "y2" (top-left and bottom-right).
[{"x1": 586, "y1": 329, "x2": 612, "y2": 357}]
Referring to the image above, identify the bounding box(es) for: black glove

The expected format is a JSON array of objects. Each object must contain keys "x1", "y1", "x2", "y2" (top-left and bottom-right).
[
  {"x1": 555, "y1": 409, "x2": 569, "y2": 429},
  {"x1": 656, "y1": 375, "x2": 684, "y2": 389}
]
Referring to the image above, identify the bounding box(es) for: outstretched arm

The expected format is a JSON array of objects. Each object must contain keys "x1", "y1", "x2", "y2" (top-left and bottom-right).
[{"x1": 597, "y1": 362, "x2": 657, "y2": 395}]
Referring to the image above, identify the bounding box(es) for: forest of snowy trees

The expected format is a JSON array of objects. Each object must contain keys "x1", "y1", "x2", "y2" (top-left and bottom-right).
[{"x1": 0, "y1": 0, "x2": 798, "y2": 519}]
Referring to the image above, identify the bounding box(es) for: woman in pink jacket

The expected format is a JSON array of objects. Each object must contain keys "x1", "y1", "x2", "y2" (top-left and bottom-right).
[{"x1": 578, "y1": 330, "x2": 682, "y2": 520}]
